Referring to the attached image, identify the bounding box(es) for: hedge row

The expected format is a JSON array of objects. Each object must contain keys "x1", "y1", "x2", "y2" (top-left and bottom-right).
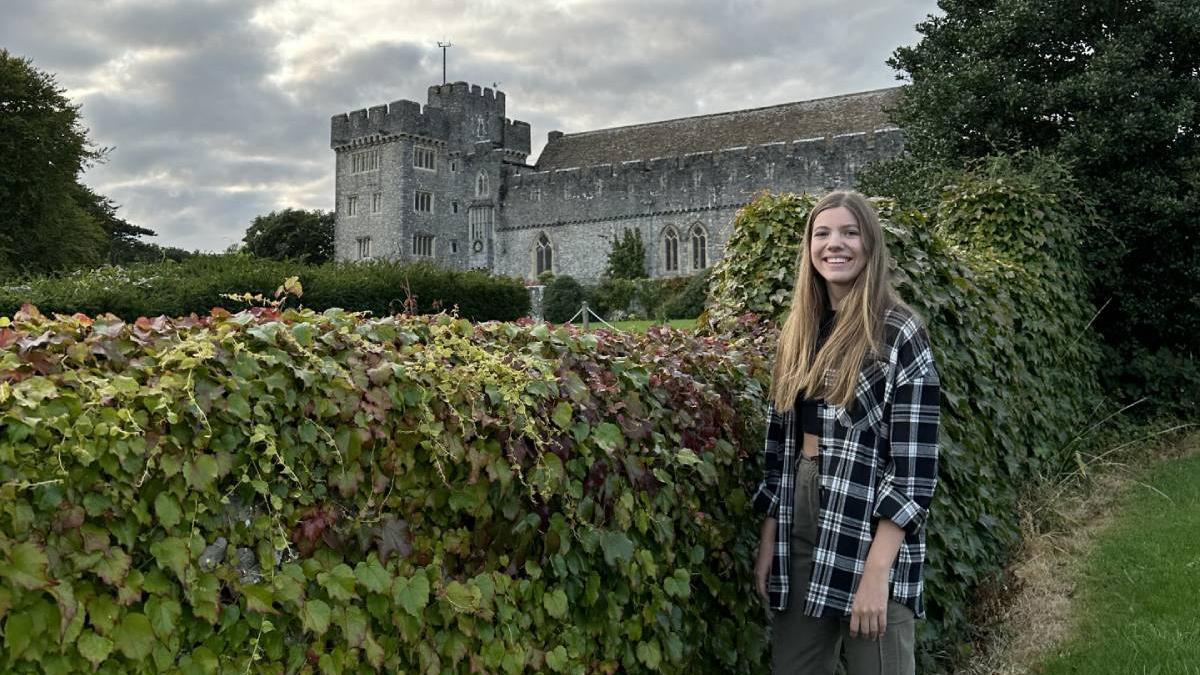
[
  {"x1": 0, "y1": 302, "x2": 775, "y2": 673},
  {"x1": 541, "y1": 273, "x2": 710, "y2": 324},
  {"x1": 0, "y1": 255, "x2": 530, "y2": 322},
  {"x1": 704, "y1": 156, "x2": 1104, "y2": 663}
]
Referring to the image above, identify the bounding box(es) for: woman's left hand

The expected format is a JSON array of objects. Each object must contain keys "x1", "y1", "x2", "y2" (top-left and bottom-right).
[{"x1": 849, "y1": 570, "x2": 889, "y2": 640}]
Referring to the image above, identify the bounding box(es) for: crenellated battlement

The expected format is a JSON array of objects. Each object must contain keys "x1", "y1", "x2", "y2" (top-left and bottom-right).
[{"x1": 330, "y1": 98, "x2": 450, "y2": 148}]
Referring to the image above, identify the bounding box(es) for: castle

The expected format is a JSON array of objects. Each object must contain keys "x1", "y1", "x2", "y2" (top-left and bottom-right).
[{"x1": 330, "y1": 82, "x2": 903, "y2": 281}]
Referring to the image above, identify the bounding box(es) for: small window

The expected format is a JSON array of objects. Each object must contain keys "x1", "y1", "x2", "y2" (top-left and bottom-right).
[
  {"x1": 412, "y1": 233, "x2": 434, "y2": 257},
  {"x1": 371, "y1": 193, "x2": 381, "y2": 213},
  {"x1": 414, "y1": 191, "x2": 433, "y2": 213},
  {"x1": 476, "y1": 171, "x2": 489, "y2": 197},
  {"x1": 450, "y1": 159, "x2": 459, "y2": 172},
  {"x1": 691, "y1": 224, "x2": 708, "y2": 270},
  {"x1": 351, "y1": 149, "x2": 379, "y2": 174},
  {"x1": 347, "y1": 195, "x2": 358, "y2": 216},
  {"x1": 450, "y1": 240, "x2": 458, "y2": 254},
  {"x1": 356, "y1": 236, "x2": 371, "y2": 260},
  {"x1": 536, "y1": 233, "x2": 553, "y2": 275},
  {"x1": 452, "y1": 201, "x2": 459, "y2": 214},
  {"x1": 414, "y1": 146, "x2": 436, "y2": 171}
]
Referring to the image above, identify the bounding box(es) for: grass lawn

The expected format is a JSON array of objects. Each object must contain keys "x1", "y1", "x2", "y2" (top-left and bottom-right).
[
  {"x1": 1036, "y1": 453, "x2": 1200, "y2": 674},
  {"x1": 592, "y1": 318, "x2": 698, "y2": 332}
]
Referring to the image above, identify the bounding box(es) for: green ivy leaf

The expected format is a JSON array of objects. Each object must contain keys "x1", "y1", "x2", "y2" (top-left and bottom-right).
[
  {"x1": 3, "y1": 610, "x2": 34, "y2": 660},
  {"x1": 95, "y1": 547, "x2": 132, "y2": 586},
  {"x1": 592, "y1": 422, "x2": 624, "y2": 452},
  {"x1": 300, "y1": 598, "x2": 331, "y2": 635},
  {"x1": 241, "y1": 584, "x2": 277, "y2": 614},
  {"x1": 392, "y1": 573, "x2": 430, "y2": 617},
  {"x1": 183, "y1": 454, "x2": 220, "y2": 491},
  {"x1": 341, "y1": 605, "x2": 368, "y2": 648},
  {"x1": 317, "y1": 563, "x2": 358, "y2": 602},
  {"x1": 543, "y1": 588, "x2": 568, "y2": 619},
  {"x1": 0, "y1": 541, "x2": 49, "y2": 590},
  {"x1": 551, "y1": 401, "x2": 573, "y2": 429},
  {"x1": 111, "y1": 612, "x2": 157, "y2": 660},
  {"x1": 545, "y1": 645, "x2": 569, "y2": 672},
  {"x1": 444, "y1": 580, "x2": 479, "y2": 613},
  {"x1": 145, "y1": 596, "x2": 182, "y2": 640},
  {"x1": 149, "y1": 536, "x2": 190, "y2": 583},
  {"x1": 636, "y1": 639, "x2": 662, "y2": 669},
  {"x1": 599, "y1": 531, "x2": 634, "y2": 566},
  {"x1": 154, "y1": 492, "x2": 183, "y2": 528},
  {"x1": 354, "y1": 555, "x2": 391, "y2": 594},
  {"x1": 77, "y1": 630, "x2": 114, "y2": 669}
]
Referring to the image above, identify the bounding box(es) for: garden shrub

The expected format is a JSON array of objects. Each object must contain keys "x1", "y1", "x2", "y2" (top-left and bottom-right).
[
  {"x1": 0, "y1": 301, "x2": 775, "y2": 673},
  {"x1": 542, "y1": 275, "x2": 586, "y2": 324},
  {"x1": 0, "y1": 256, "x2": 530, "y2": 323},
  {"x1": 659, "y1": 271, "x2": 709, "y2": 320},
  {"x1": 588, "y1": 278, "x2": 638, "y2": 320},
  {"x1": 704, "y1": 157, "x2": 1104, "y2": 663}
]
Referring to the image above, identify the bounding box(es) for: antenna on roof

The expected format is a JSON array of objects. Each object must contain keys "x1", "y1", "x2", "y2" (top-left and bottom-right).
[{"x1": 437, "y1": 39, "x2": 453, "y2": 85}]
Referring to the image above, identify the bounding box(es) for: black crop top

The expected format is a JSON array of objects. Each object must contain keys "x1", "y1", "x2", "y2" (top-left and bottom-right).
[{"x1": 798, "y1": 308, "x2": 837, "y2": 435}]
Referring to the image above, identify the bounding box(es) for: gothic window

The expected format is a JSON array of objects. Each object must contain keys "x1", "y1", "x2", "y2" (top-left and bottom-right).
[
  {"x1": 371, "y1": 193, "x2": 381, "y2": 213},
  {"x1": 346, "y1": 195, "x2": 358, "y2": 216},
  {"x1": 691, "y1": 223, "x2": 708, "y2": 270},
  {"x1": 356, "y1": 236, "x2": 371, "y2": 260},
  {"x1": 414, "y1": 146, "x2": 436, "y2": 171},
  {"x1": 663, "y1": 227, "x2": 680, "y2": 273},
  {"x1": 475, "y1": 115, "x2": 487, "y2": 139},
  {"x1": 412, "y1": 233, "x2": 434, "y2": 257},
  {"x1": 414, "y1": 191, "x2": 433, "y2": 213},
  {"x1": 476, "y1": 171, "x2": 490, "y2": 197},
  {"x1": 469, "y1": 207, "x2": 493, "y2": 243},
  {"x1": 535, "y1": 233, "x2": 553, "y2": 275}
]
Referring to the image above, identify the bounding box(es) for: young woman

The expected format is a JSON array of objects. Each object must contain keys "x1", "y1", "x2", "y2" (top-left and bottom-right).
[{"x1": 752, "y1": 191, "x2": 940, "y2": 674}]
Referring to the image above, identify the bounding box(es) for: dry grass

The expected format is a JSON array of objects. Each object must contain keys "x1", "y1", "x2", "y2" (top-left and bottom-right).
[{"x1": 955, "y1": 425, "x2": 1200, "y2": 675}]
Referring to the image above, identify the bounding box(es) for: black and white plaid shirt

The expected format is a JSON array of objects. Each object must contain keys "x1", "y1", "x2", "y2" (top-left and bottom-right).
[{"x1": 752, "y1": 307, "x2": 940, "y2": 618}]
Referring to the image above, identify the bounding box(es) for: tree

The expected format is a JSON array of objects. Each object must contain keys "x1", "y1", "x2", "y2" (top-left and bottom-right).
[
  {"x1": 0, "y1": 50, "x2": 150, "y2": 275},
  {"x1": 870, "y1": 0, "x2": 1200, "y2": 414},
  {"x1": 604, "y1": 228, "x2": 647, "y2": 280},
  {"x1": 242, "y1": 208, "x2": 336, "y2": 264}
]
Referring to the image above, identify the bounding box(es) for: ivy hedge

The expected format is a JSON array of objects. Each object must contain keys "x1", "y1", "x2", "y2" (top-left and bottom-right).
[
  {"x1": 0, "y1": 298, "x2": 775, "y2": 673},
  {"x1": 0, "y1": 255, "x2": 531, "y2": 323},
  {"x1": 704, "y1": 156, "x2": 1104, "y2": 661}
]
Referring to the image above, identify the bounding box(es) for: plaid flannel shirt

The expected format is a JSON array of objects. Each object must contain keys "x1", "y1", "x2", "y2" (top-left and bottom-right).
[{"x1": 752, "y1": 307, "x2": 940, "y2": 618}]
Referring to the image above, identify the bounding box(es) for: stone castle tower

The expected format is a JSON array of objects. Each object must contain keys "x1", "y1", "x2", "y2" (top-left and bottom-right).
[
  {"x1": 330, "y1": 82, "x2": 531, "y2": 269},
  {"x1": 331, "y1": 82, "x2": 903, "y2": 281}
]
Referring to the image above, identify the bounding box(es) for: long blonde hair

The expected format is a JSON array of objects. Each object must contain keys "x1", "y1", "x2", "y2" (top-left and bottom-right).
[{"x1": 770, "y1": 191, "x2": 901, "y2": 411}]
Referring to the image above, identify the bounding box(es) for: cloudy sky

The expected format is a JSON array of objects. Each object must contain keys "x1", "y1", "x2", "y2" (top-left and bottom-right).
[{"x1": 2, "y1": 0, "x2": 940, "y2": 252}]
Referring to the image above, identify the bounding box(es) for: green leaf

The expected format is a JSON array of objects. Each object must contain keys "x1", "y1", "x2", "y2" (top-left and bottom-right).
[
  {"x1": 543, "y1": 588, "x2": 568, "y2": 619},
  {"x1": 551, "y1": 402, "x2": 573, "y2": 429},
  {"x1": 150, "y1": 536, "x2": 190, "y2": 582},
  {"x1": 341, "y1": 605, "x2": 368, "y2": 648},
  {"x1": 77, "y1": 630, "x2": 114, "y2": 668},
  {"x1": 300, "y1": 599, "x2": 331, "y2": 635},
  {"x1": 225, "y1": 391, "x2": 251, "y2": 420},
  {"x1": 317, "y1": 563, "x2": 358, "y2": 601},
  {"x1": 0, "y1": 541, "x2": 49, "y2": 590},
  {"x1": 545, "y1": 645, "x2": 569, "y2": 672},
  {"x1": 392, "y1": 573, "x2": 430, "y2": 617},
  {"x1": 636, "y1": 639, "x2": 662, "y2": 669},
  {"x1": 183, "y1": 454, "x2": 220, "y2": 491},
  {"x1": 154, "y1": 492, "x2": 183, "y2": 528},
  {"x1": 592, "y1": 422, "x2": 624, "y2": 452},
  {"x1": 111, "y1": 612, "x2": 157, "y2": 660},
  {"x1": 599, "y1": 531, "x2": 634, "y2": 566},
  {"x1": 95, "y1": 547, "x2": 132, "y2": 586},
  {"x1": 241, "y1": 584, "x2": 277, "y2": 614},
  {"x1": 444, "y1": 580, "x2": 479, "y2": 613},
  {"x1": 145, "y1": 596, "x2": 182, "y2": 639},
  {"x1": 3, "y1": 609, "x2": 33, "y2": 660},
  {"x1": 354, "y1": 555, "x2": 391, "y2": 594}
]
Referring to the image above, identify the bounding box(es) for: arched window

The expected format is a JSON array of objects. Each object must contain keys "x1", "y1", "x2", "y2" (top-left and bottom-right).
[
  {"x1": 662, "y1": 226, "x2": 680, "y2": 273},
  {"x1": 535, "y1": 233, "x2": 553, "y2": 275},
  {"x1": 691, "y1": 223, "x2": 708, "y2": 271},
  {"x1": 476, "y1": 171, "x2": 490, "y2": 197}
]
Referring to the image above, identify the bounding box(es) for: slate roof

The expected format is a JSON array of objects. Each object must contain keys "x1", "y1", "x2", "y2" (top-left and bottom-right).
[{"x1": 534, "y1": 87, "x2": 903, "y2": 170}]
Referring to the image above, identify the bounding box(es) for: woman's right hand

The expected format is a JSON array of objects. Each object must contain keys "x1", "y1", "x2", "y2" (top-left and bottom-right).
[{"x1": 755, "y1": 517, "x2": 778, "y2": 602}]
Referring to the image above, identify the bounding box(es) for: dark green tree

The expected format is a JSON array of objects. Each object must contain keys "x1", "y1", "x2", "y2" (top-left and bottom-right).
[
  {"x1": 0, "y1": 50, "x2": 131, "y2": 275},
  {"x1": 604, "y1": 228, "x2": 647, "y2": 280},
  {"x1": 242, "y1": 208, "x2": 336, "y2": 264},
  {"x1": 871, "y1": 0, "x2": 1200, "y2": 415}
]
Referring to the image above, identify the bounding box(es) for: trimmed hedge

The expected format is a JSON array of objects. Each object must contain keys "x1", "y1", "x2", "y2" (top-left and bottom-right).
[
  {"x1": 0, "y1": 256, "x2": 530, "y2": 323},
  {"x1": 0, "y1": 303, "x2": 774, "y2": 673},
  {"x1": 704, "y1": 158, "x2": 1104, "y2": 663}
]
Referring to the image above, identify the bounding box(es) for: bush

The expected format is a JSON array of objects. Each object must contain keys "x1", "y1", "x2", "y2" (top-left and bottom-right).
[
  {"x1": 0, "y1": 305, "x2": 775, "y2": 673},
  {"x1": 0, "y1": 255, "x2": 530, "y2": 322},
  {"x1": 542, "y1": 274, "x2": 586, "y2": 323},
  {"x1": 659, "y1": 270, "x2": 709, "y2": 320},
  {"x1": 705, "y1": 157, "x2": 1104, "y2": 665},
  {"x1": 588, "y1": 278, "x2": 638, "y2": 319}
]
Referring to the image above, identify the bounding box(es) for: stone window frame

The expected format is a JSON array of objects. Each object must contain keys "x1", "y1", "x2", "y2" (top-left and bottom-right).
[
  {"x1": 475, "y1": 171, "x2": 490, "y2": 197},
  {"x1": 412, "y1": 232, "x2": 435, "y2": 257},
  {"x1": 534, "y1": 232, "x2": 553, "y2": 276},
  {"x1": 690, "y1": 222, "x2": 708, "y2": 271},
  {"x1": 469, "y1": 207, "x2": 493, "y2": 244},
  {"x1": 413, "y1": 146, "x2": 436, "y2": 171},
  {"x1": 350, "y1": 149, "x2": 379, "y2": 174},
  {"x1": 661, "y1": 225, "x2": 680, "y2": 274},
  {"x1": 414, "y1": 191, "x2": 433, "y2": 213},
  {"x1": 356, "y1": 236, "x2": 371, "y2": 260},
  {"x1": 346, "y1": 195, "x2": 359, "y2": 217},
  {"x1": 371, "y1": 193, "x2": 382, "y2": 214}
]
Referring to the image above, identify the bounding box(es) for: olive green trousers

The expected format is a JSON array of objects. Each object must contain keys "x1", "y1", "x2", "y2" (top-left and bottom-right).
[{"x1": 770, "y1": 455, "x2": 916, "y2": 675}]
